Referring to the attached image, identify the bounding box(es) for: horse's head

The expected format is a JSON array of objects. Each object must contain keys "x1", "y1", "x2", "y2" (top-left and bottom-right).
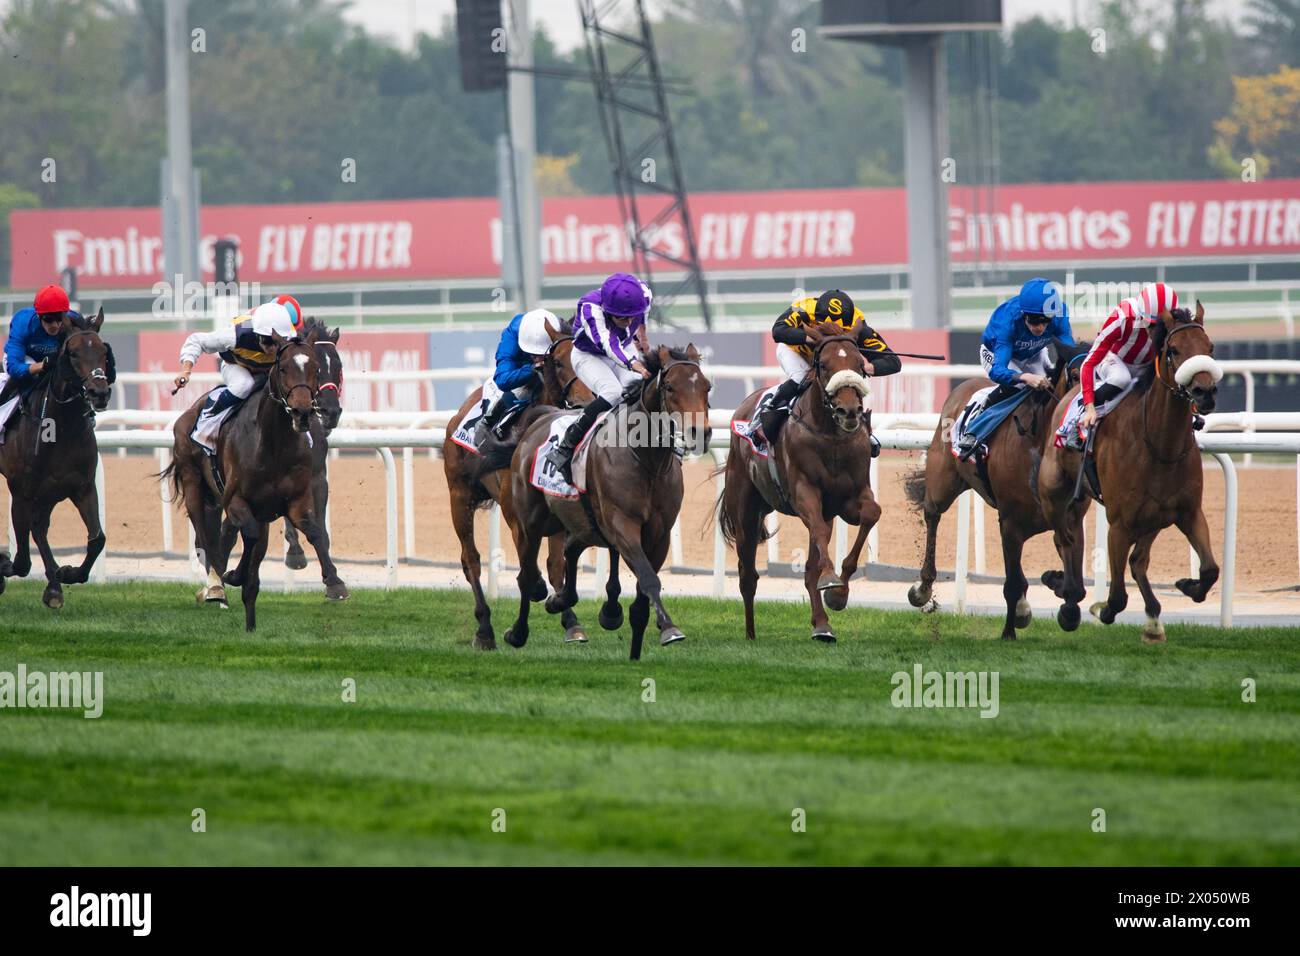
[
  {"x1": 1051, "y1": 337, "x2": 1091, "y2": 398},
  {"x1": 269, "y1": 331, "x2": 319, "y2": 434},
  {"x1": 1155, "y1": 301, "x2": 1222, "y2": 414},
  {"x1": 304, "y1": 318, "x2": 343, "y2": 431},
  {"x1": 543, "y1": 317, "x2": 595, "y2": 408},
  {"x1": 60, "y1": 308, "x2": 112, "y2": 411},
  {"x1": 646, "y1": 344, "x2": 711, "y2": 455},
  {"x1": 809, "y1": 321, "x2": 871, "y2": 434}
]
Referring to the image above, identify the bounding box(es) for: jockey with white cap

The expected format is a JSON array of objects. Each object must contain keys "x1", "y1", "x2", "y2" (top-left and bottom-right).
[{"x1": 473, "y1": 307, "x2": 565, "y2": 443}]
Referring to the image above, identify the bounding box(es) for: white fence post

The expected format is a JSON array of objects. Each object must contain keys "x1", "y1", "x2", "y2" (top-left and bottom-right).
[
  {"x1": 955, "y1": 490, "x2": 971, "y2": 613},
  {"x1": 1214, "y1": 453, "x2": 1238, "y2": 628}
]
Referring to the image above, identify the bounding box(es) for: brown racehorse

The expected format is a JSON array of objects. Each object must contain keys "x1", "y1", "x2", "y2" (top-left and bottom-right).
[
  {"x1": 263, "y1": 318, "x2": 344, "y2": 575},
  {"x1": 162, "y1": 332, "x2": 345, "y2": 631},
  {"x1": 443, "y1": 319, "x2": 595, "y2": 650},
  {"x1": 1037, "y1": 303, "x2": 1221, "y2": 643},
  {"x1": 717, "y1": 322, "x2": 879, "y2": 643},
  {"x1": 505, "y1": 345, "x2": 711, "y2": 660},
  {"x1": 905, "y1": 338, "x2": 1089, "y2": 639},
  {"x1": 0, "y1": 309, "x2": 112, "y2": 608}
]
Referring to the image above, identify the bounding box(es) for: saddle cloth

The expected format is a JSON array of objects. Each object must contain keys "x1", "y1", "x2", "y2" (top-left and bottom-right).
[
  {"x1": 949, "y1": 385, "x2": 1034, "y2": 457},
  {"x1": 529, "y1": 408, "x2": 612, "y2": 498},
  {"x1": 731, "y1": 383, "x2": 784, "y2": 458},
  {"x1": 447, "y1": 378, "x2": 503, "y2": 455},
  {"x1": 1054, "y1": 380, "x2": 1136, "y2": 448}
]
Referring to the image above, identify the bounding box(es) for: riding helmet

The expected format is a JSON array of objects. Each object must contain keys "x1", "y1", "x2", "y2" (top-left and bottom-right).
[
  {"x1": 1018, "y1": 277, "x2": 1063, "y2": 320},
  {"x1": 34, "y1": 284, "x2": 71, "y2": 316},
  {"x1": 814, "y1": 290, "x2": 855, "y2": 323},
  {"x1": 517, "y1": 308, "x2": 559, "y2": 355},
  {"x1": 599, "y1": 273, "x2": 651, "y2": 318}
]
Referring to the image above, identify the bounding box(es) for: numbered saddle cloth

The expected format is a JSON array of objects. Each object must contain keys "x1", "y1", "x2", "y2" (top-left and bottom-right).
[
  {"x1": 731, "y1": 383, "x2": 784, "y2": 458},
  {"x1": 1053, "y1": 381, "x2": 1136, "y2": 448},
  {"x1": 529, "y1": 408, "x2": 612, "y2": 498},
  {"x1": 448, "y1": 378, "x2": 503, "y2": 455}
]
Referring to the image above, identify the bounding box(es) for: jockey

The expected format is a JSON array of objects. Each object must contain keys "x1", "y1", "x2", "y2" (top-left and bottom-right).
[
  {"x1": 955, "y1": 277, "x2": 1074, "y2": 458},
  {"x1": 1055, "y1": 282, "x2": 1178, "y2": 450},
  {"x1": 474, "y1": 308, "x2": 563, "y2": 444},
  {"x1": 173, "y1": 295, "x2": 304, "y2": 454},
  {"x1": 756, "y1": 289, "x2": 899, "y2": 447},
  {"x1": 0, "y1": 285, "x2": 84, "y2": 442},
  {"x1": 543, "y1": 272, "x2": 653, "y2": 481}
]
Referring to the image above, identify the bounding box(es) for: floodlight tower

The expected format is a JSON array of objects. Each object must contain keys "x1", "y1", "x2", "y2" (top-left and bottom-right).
[{"x1": 820, "y1": 1, "x2": 1003, "y2": 330}]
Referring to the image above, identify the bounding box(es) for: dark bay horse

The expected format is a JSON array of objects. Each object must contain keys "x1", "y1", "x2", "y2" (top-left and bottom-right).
[
  {"x1": 163, "y1": 331, "x2": 345, "y2": 631},
  {"x1": 444, "y1": 319, "x2": 595, "y2": 650},
  {"x1": 906, "y1": 338, "x2": 1089, "y2": 639},
  {"x1": 0, "y1": 309, "x2": 112, "y2": 608},
  {"x1": 1037, "y1": 303, "x2": 1221, "y2": 643},
  {"x1": 718, "y1": 322, "x2": 879, "y2": 643},
  {"x1": 505, "y1": 345, "x2": 711, "y2": 660},
  {"x1": 272, "y1": 318, "x2": 343, "y2": 577}
]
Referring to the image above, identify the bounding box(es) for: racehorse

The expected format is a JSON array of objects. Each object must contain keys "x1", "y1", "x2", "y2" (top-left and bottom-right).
[
  {"x1": 905, "y1": 338, "x2": 1090, "y2": 639},
  {"x1": 443, "y1": 318, "x2": 595, "y2": 650},
  {"x1": 1037, "y1": 302, "x2": 1221, "y2": 643},
  {"x1": 717, "y1": 322, "x2": 878, "y2": 643},
  {"x1": 0, "y1": 309, "x2": 112, "y2": 608},
  {"x1": 270, "y1": 318, "x2": 343, "y2": 577},
  {"x1": 504, "y1": 345, "x2": 711, "y2": 660},
  {"x1": 162, "y1": 331, "x2": 345, "y2": 631}
]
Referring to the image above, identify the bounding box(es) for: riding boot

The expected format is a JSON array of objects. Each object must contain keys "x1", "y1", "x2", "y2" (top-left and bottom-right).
[
  {"x1": 545, "y1": 396, "x2": 612, "y2": 483},
  {"x1": 756, "y1": 376, "x2": 805, "y2": 445},
  {"x1": 1091, "y1": 382, "x2": 1123, "y2": 409},
  {"x1": 473, "y1": 394, "x2": 511, "y2": 444}
]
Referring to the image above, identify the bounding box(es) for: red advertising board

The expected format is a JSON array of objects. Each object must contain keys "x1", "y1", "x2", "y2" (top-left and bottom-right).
[{"x1": 10, "y1": 179, "x2": 1300, "y2": 289}]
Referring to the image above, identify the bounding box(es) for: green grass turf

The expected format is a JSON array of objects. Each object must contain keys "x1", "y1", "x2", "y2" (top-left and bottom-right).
[{"x1": 0, "y1": 580, "x2": 1297, "y2": 866}]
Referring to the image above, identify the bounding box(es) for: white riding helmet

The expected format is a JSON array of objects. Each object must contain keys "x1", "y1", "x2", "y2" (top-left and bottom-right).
[
  {"x1": 517, "y1": 308, "x2": 560, "y2": 356},
  {"x1": 249, "y1": 301, "x2": 297, "y2": 339}
]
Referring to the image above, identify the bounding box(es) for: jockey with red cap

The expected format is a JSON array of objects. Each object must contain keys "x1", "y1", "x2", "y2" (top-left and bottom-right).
[
  {"x1": 543, "y1": 272, "x2": 653, "y2": 481},
  {"x1": 173, "y1": 295, "x2": 304, "y2": 454},
  {"x1": 0, "y1": 285, "x2": 87, "y2": 441},
  {"x1": 1055, "y1": 282, "x2": 1179, "y2": 449}
]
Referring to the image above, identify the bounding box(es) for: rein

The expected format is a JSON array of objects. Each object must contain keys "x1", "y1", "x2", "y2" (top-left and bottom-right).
[
  {"x1": 629, "y1": 356, "x2": 703, "y2": 475},
  {"x1": 792, "y1": 334, "x2": 869, "y2": 436},
  {"x1": 1141, "y1": 322, "x2": 1205, "y2": 466},
  {"x1": 268, "y1": 341, "x2": 320, "y2": 414},
  {"x1": 546, "y1": 336, "x2": 582, "y2": 408}
]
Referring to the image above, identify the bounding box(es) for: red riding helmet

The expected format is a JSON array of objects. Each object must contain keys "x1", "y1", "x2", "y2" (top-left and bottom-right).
[{"x1": 34, "y1": 284, "x2": 71, "y2": 315}]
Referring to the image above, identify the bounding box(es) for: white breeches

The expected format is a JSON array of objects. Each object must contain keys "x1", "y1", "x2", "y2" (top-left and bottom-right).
[
  {"x1": 571, "y1": 348, "x2": 641, "y2": 405},
  {"x1": 979, "y1": 343, "x2": 1052, "y2": 382},
  {"x1": 220, "y1": 361, "x2": 257, "y2": 399},
  {"x1": 776, "y1": 343, "x2": 812, "y2": 381}
]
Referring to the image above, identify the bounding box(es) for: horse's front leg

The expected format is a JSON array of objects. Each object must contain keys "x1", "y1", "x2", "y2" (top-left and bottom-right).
[
  {"x1": 599, "y1": 550, "x2": 623, "y2": 630},
  {"x1": 28, "y1": 501, "x2": 64, "y2": 608},
  {"x1": 1090, "y1": 521, "x2": 1132, "y2": 626},
  {"x1": 240, "y1": 521, "x2": 271, "y2": 632},
  {"x1": 1174, "y1": 506, "x2": 1220, "y2": 605},
  {"x1": 602, "y1": 509, "x2": 681, "y2": 660},
  {"x1": 9, "y1": 498, "x2": 32, "y2": 578},
  {"x1": 57, "y1": 481, "x2": 106, "y2": 585},
  {"x1": 790, "y1": 478, "x2": 837, "y2": 641},
  {"x1": 288, "y1": 496, "x2": 349, "y2": 601},
  {"x1": 831, "y1": 486, "x2": 881, "y2": 612},
  {"x1": 545, "y1": 536, "x2": 589, "y2": 644},
  {"x1": 283, "y1": 520, "x2": 307, "y2": 570}
]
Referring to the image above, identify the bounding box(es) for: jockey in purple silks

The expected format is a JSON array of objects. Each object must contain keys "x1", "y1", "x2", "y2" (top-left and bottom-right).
[{"x1": 543, "y1": 272, "x2": 653, "y2": 481}]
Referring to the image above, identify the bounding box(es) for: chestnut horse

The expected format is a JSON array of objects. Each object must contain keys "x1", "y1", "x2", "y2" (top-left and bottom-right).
[
  {"x1": 905, "y1": 339, "x2": 1089, "y2": 639},
  {"x1": 1037, "y1": 303, "x2": 1221, "y2": 642},
  {"x1": 162, "y1": 332, "x2": 345, "y2": 631},
  {"x1": 717, "y1": 323, "x2": 879, "y2": 643},
  {"x1": 443, "y1": 319, "x2": 594, "y2": 650},
  {"x1": 0, "y1": 309, "x2": 112, "y2": 608},
  {"x1": 505, "y1": 345, "x2": 711, "y2": 660}
]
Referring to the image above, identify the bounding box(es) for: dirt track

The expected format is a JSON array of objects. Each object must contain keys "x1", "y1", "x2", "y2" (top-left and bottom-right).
[{"x1": 10, "y1": 449, "x2": 1297, "y2": 593}]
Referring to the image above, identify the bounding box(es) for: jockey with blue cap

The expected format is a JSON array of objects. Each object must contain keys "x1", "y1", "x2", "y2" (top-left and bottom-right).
[
  {"x1": 955, "y1": 277, "x2": 1074, "y2": 458},
  {"x1": 473, "y1": 307, "x2": 564, "y2": 444},
  {"x1": 544, "y1": 272, "x2": 652, "y2": 481}
]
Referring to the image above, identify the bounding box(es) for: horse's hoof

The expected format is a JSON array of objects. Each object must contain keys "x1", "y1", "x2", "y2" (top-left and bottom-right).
[
  {"x1": 43, "y1": 587, "x2": 64, "y2": 609},
  {"x1": 222, "y1": 569, "x2": 244, "y2": 588},
  {"x1": 816, "y1": 573, "x2": 840, "y2": 593},
  {"x1": 530, "y1": 579, "x2": 549, "y2": 602},
  {"x1": 284, "y1": 549, "x2": 308, "y2": 571},
  {"x1": 1057, "y1": 603, "x2": 1080, "y2": 632},
  {"x1": 921, "y1": 598, "x2": 939, "y2": 614},
  {"x1": 504, "y1": 626, "x2": 528, "y2": 648},
  {"x1": 1089, "y1": 601, "x2": 1112, "y2": 623},
  {"x1": 599, "y1": 604, "x2": 623, "y2": 631},
  {"x1": 325, "y1": 581, "x2": 350, "y2": 601},
  {"x1": 199, "y1": 585, "x2": 228, "y2": 607},
  {"x1": 544, "y1": 594, "x2": 570, "y2": 615},
  {"x1": 823, "y1": 585, "x2": 849, "y2": 612},
  {"x1": 907, "y1": 583, "x2": 931, "y2": 608},
  {"x1": 811, "y1": 629, "x2": 837, "y2": 643},
  {"x1": 1041, "y1": 570, "x2": 1065, "y2": 596},
  {"x1": 12, "y1": 558, "x2": 30, "y2": 577},
  {"x1": 564, "y1": 626, "x2": 589, "y2": 644},
  {"x1": 1014, "y1": 600, "x2": 1033, "y2": 629},
  {"x1": 0, "y1": 554, "x2": 11, "y2": 577},
  {"x1": 0, "y1": 575, "x2": 5, "y2": 596},
  {"x1": 1000, "y1": 630, "x2": 1017, "y2": 641},
  {"x1": 1141, "y1": 619, "x2": 1167, "y2": 644},
  {"x1": 659, "y1": 626, "x2": 685, "y2": 646},
  {"x1": 1175, "y1": 577, "x2": 1208, "y2": 603},
  {"x1": 57, "y1": 565, "x2": 85, "y2": 585},
  {"x1": 472, "y1": 633, "x2": 497, "y2": 651}
]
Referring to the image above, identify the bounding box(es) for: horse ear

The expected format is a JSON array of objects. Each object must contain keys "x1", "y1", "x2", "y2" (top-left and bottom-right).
[
  {"x1": 686, "y1": 343, "x2": 701, "y2": 362},
  {"x1": 544, "y1": 319, "x2": 562, "y2": 343},
  {"x1": 1194, "y1": 300, "x2": 1205, "y2": 325},
  {"x1": 91, "y1": 307, "x2": 104, "y2": 332},
  {"x1": 1159, "y1": 308, "x2": 1176, "y2": 330},
  {"x1": 270, "y1": 330, "x2": 288, "y2": 349},
  {"x1": 329, "y1": 327, "x2": 341, "y2": 344},
  {"x1": 656, "y1": 345, "x2": 671, "y2": 366}
]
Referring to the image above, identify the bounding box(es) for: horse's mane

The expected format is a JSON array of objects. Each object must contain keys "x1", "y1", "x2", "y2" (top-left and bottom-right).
[
  {"x1": 1050, "y1": 337, "x2": 1090, "y2": 387},
  {"x1": 1148, "y1": 307, "x2": 1193, "y2": 355},
  {"x1": 643, "y1": 345, "x2": 697, "y2": 375}
]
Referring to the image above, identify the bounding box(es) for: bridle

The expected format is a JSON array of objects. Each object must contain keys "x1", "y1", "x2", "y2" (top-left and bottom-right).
[
  {"x1": 1142, "y1": 321, "x2": 1212, "y2": 465},
  {"x1": 799, "y1": 333, "x2": 869, "y2": 425},
  {"x1": 47, "y1": 329, "x2": 109, "y2": 407},
  {"x1": 313, "y1": 339, "x2": 342, "y2": 402},
  {"x1": 268, "y1": 340, "x2": 320, "y2": 415},
  {"x1": 545, "y1": 336, "x2": 583, "y2": 409},
  {"x1": 628, "y1": 354, "x2": 707, "y2": 471}
]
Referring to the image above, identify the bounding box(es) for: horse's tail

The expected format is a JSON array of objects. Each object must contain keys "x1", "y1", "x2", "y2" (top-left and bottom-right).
[
  {"x1": 155, "y1": 457, "x2": 184, "y2": 506},
  {"x1": 708, "y1": 459, "x2": 772, "y2": 546},
  {"x1": 903, "y1": 464, "x2": 928, "y2": 514}
]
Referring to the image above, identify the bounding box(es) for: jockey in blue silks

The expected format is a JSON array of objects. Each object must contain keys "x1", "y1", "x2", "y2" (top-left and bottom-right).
[
  {"x1": 954, "y1": 276, "x2": 1074, "y2": 459},
  {"x1": 0, "y1": 284, "x2": 86, "y2": 442},
  {"x1": 473, "y1": 308, "x2": 561, "y2": 443}
]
